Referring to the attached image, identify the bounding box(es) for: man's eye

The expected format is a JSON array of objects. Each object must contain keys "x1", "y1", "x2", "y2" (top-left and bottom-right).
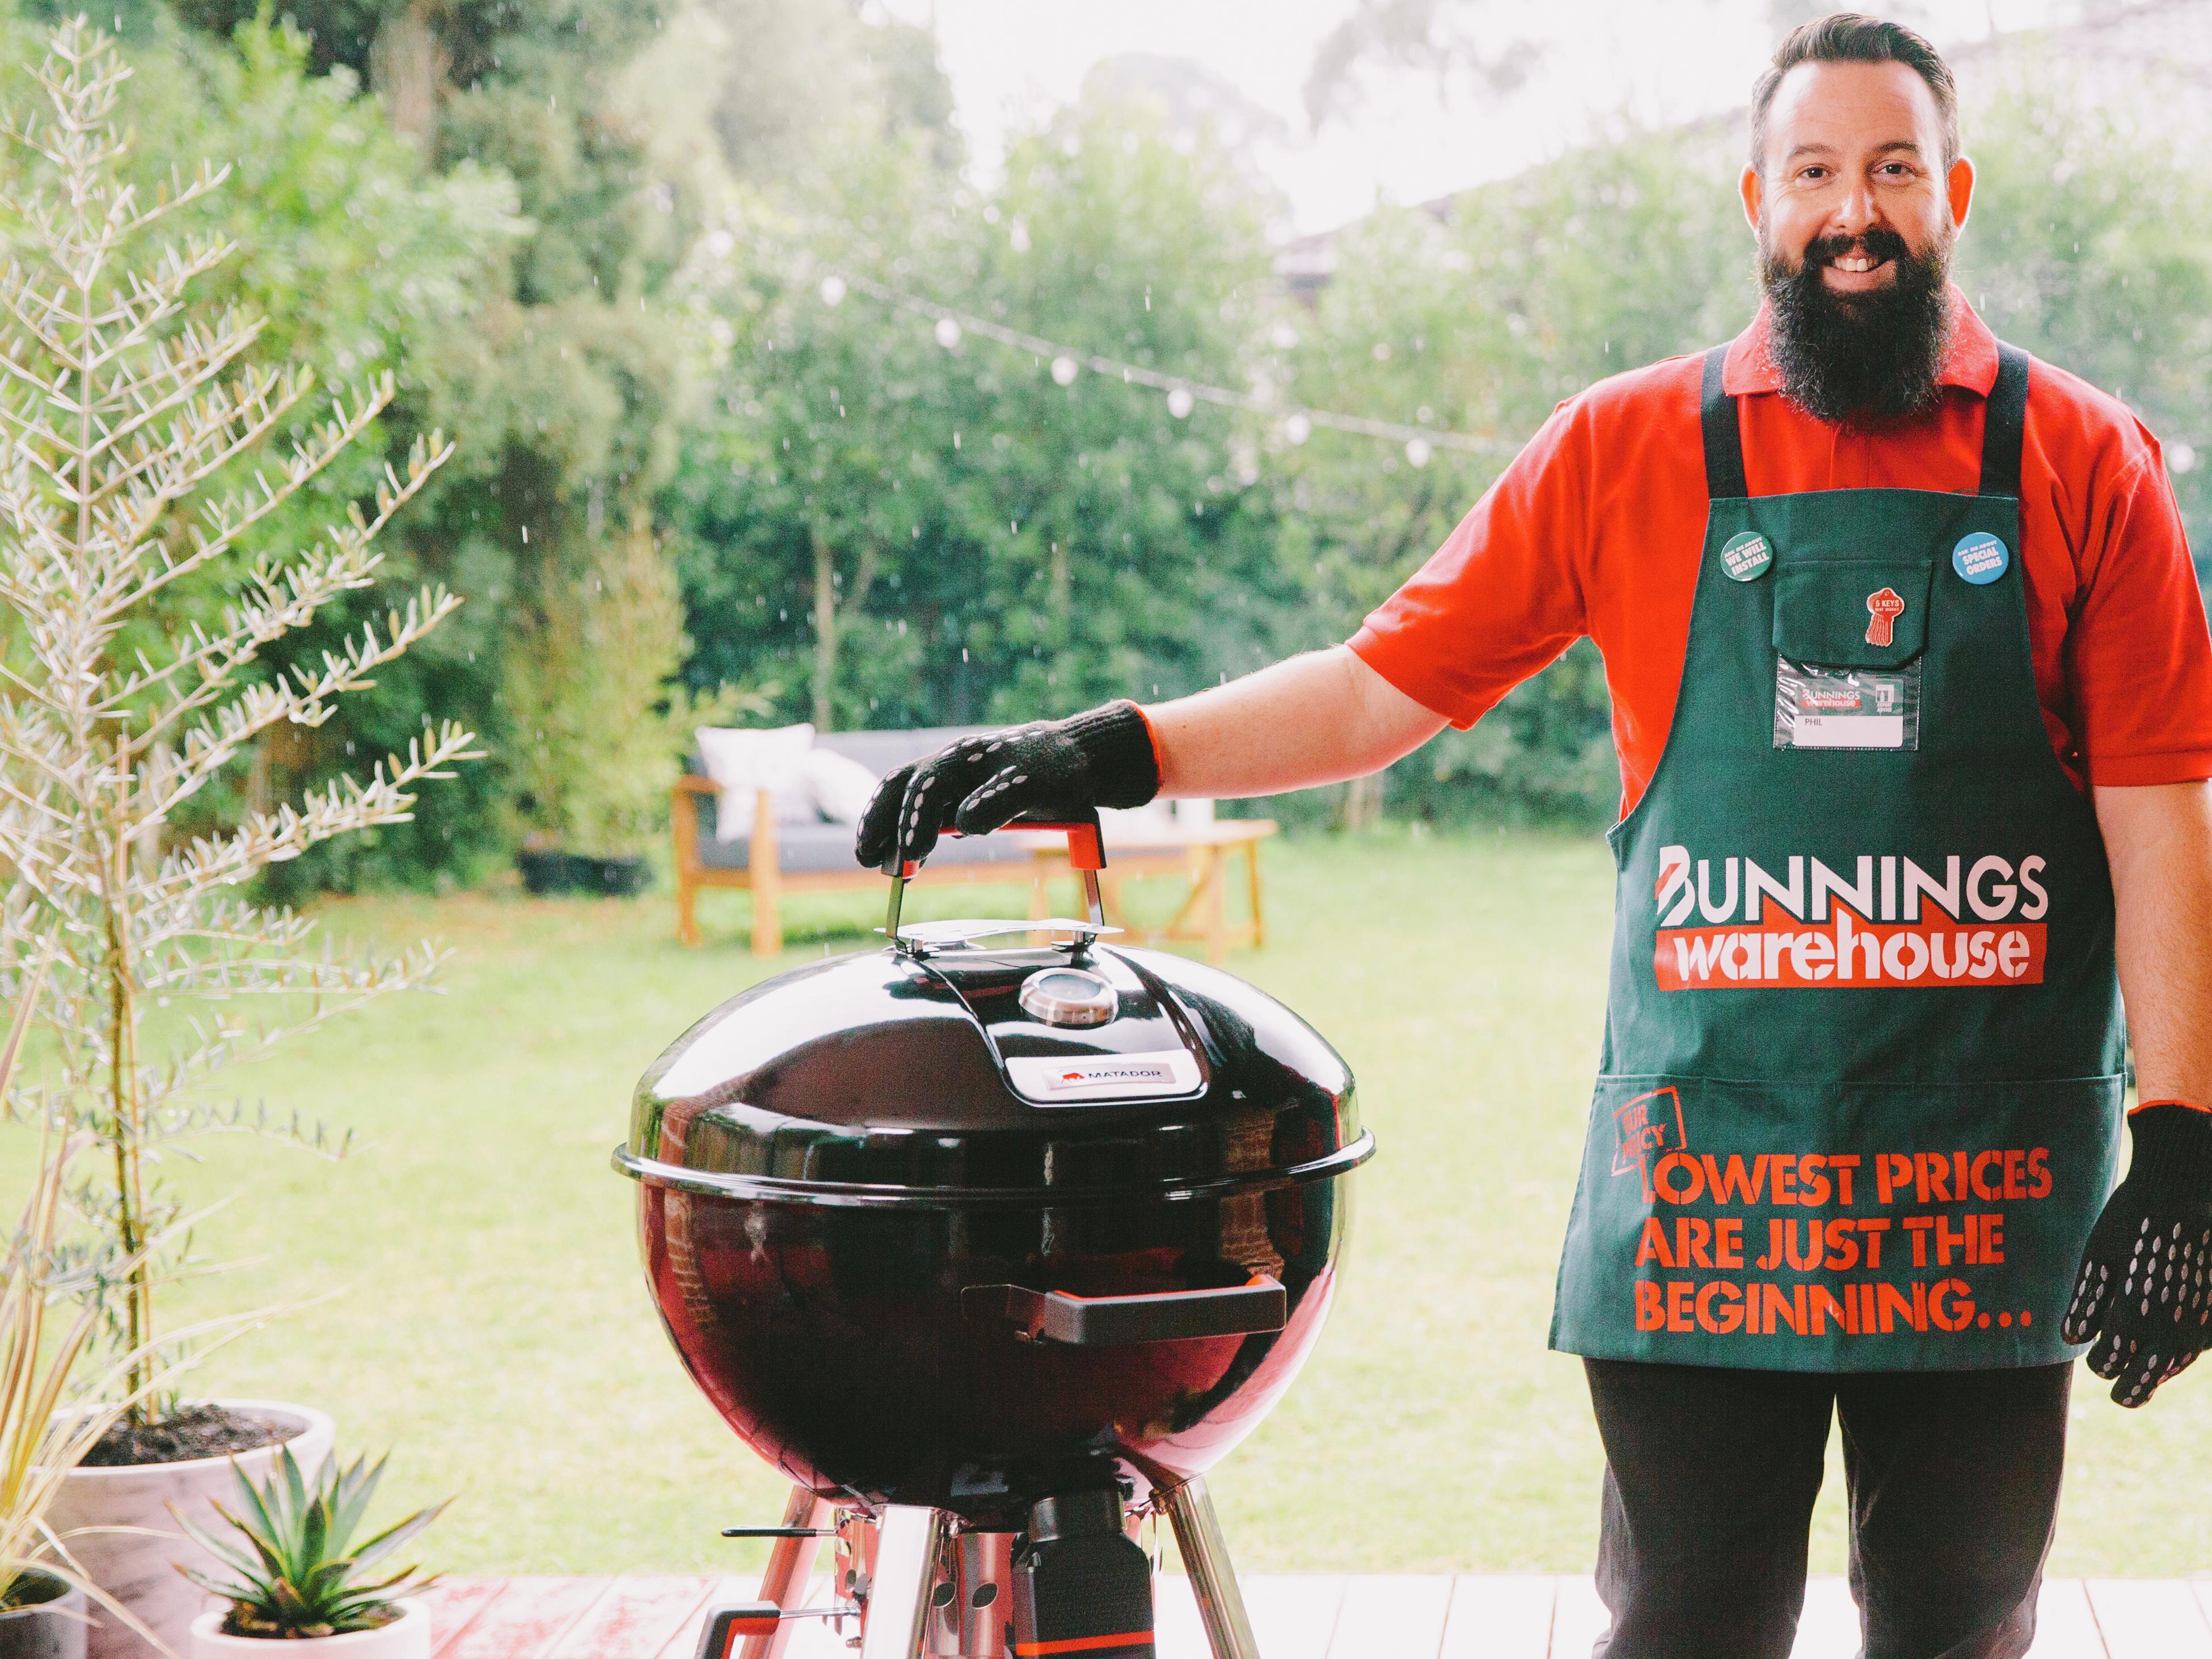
[{"x1": 1799, "y1": 167, "x2": 1828, "y2": 181}]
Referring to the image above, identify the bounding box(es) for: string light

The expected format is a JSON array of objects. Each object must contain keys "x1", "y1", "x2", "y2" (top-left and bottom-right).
[{"x1": 821, "y1": 265, "x2": 1511, "y2": 459}]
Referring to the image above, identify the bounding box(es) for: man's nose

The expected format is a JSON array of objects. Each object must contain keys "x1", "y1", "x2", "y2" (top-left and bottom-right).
[{"x1": 1827, "y1": 179, "x2": 1880, "y2": 238}]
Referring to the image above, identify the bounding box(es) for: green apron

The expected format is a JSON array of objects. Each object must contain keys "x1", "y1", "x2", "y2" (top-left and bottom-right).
[{"x1": 1550, "y1": 343, "x2": 2125, "y2": 1371}]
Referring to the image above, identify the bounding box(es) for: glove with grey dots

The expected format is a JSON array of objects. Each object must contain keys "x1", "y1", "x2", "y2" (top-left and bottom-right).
[
  {"x1": 853, "y1": 700, "x2": 1160, "y2": 871},
  {"x1": 2062, "y1": 1102, "x2": 2212, "y2": 1407}
]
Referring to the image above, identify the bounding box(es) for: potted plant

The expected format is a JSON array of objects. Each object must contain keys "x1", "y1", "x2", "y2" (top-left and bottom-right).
[
  {"x1": 0, "y1": 970, "x2": 213, "y2": 1659},
  {"x1": 176, "y1": 1449, "x2": 445, "y2": 1659},
  {"x1": 0, "y1": 23, "x2": 470, "y2": 1657}
]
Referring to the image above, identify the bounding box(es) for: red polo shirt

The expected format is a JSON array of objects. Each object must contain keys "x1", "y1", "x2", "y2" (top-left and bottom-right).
[{"x1": 1348, "y1": 296, "x2": 2212, "y2": 817}]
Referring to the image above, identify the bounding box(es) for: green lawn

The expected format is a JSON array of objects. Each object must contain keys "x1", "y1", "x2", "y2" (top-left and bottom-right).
[{"x1": 115, "y1": 827, "x2": 2212, "y2": 1578}]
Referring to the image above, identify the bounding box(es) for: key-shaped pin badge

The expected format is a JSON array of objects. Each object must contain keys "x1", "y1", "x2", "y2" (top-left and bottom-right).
[{"x1": 1865, "y1": 586, "x2": 1906, "y2": 648}]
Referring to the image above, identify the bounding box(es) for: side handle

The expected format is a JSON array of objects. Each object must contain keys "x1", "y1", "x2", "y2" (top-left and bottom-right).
[{"x1": 963, "y1": 1274, "x2": 1285, "y2": 1345}]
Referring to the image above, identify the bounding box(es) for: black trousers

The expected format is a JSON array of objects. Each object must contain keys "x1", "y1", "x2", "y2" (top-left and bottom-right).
[{"x1": 1584, "y1": 1358, "x2": 2071, "y2": 1659}]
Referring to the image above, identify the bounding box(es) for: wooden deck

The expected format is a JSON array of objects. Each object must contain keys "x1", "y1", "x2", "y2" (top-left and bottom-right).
[{"x1": 416, "y1": 1573, "x2": 2212, "y2": 1657}]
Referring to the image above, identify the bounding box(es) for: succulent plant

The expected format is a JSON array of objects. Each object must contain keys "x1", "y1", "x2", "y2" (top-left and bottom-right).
[{"x1": 175, "y1": 1447, "x2": 449, "y2": 1639}]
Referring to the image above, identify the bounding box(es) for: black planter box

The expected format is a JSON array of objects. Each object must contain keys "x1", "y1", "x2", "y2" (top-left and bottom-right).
[{"x1": 518, "y1": 850, "x2": 652, "y2": 897}]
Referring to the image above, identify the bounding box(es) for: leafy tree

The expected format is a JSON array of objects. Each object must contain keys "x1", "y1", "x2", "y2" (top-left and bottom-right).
[
  {"x1": 157, "y1": 0, "x2": 961, "y2": 863},
  {"x1": 1302, "y1": 0, "x2": 1540, "y2": 128},
  {"x1": 668, "y1": 96, "x2": 1294, "y2": 741},
  {"x1": 1280, "y1": 123, "x2": 1751, "y2": 824},
  {"x1": 1957, "y1": 73, "x2": 2212, "y2": 578}
]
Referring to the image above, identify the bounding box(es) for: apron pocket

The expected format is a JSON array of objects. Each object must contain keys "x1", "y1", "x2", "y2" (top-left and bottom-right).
[{"x1": 1773, "y1": 559, "x2": 1932, "y2": 670}]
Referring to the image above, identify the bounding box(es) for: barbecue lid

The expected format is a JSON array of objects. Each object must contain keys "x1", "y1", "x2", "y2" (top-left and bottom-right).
[{"x1": 614, "y1": 928, "x2": 1367, "y2": 1208}]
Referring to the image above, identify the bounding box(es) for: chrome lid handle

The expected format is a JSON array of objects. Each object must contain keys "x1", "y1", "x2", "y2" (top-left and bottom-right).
[{"x1": 882, "y1": 807, "x2": 1108, "y2": 953}]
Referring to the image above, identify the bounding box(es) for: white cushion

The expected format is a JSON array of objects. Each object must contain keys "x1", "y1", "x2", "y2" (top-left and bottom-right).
[
  {"x1": 804, "y1": 746, "x2": 884, "y2": 826},
  {"x1": 695, "y1": 724, "x2": 820, "y2": 841}
]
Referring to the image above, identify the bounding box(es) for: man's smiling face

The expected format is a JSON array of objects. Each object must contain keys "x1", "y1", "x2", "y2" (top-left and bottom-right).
[
  {"x1": 1744, "y1": 57, "x2": 1972, "y2": 297},
  {"x1": 1739, "y1": 57, "x2": 1976, "y2": 423}
]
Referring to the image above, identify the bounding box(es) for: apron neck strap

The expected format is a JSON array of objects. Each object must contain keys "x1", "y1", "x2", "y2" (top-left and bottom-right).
[
  {"x1": 1980, "y1": 343, "x2": 2031, "y2": 499},
  {"x1": 1700, "y1": 344, "x2": 1747, "y2": 501},
  {"x1": 1702, "y1": 339, "x2": 2032, "y2": 502}
]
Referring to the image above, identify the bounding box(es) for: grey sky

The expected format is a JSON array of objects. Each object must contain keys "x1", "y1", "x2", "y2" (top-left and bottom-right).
[{"x1": 884, "y1": 0, "x2": 2084, "y2": 235}]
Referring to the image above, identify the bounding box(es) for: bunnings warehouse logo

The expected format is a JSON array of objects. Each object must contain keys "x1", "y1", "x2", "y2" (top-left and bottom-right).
[{"x1": 1651, "y1": 845, "x2": 2049, "y2": 989}]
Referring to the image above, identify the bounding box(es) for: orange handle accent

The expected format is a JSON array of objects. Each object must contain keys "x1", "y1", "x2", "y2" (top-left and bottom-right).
[
  {"x1": 1015, "y1": 820, "x2": 1105, "y2": 872},
  {"x1": 944, "y1": 819, "x2": 1105, "y2": 872}
]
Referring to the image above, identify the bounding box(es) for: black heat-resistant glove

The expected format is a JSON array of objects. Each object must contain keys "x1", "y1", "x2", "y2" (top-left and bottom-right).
[
  {"x1": 852, "y1": 701, "x2": 1160, "y2": 871},
  {"x1": 2062, "y1": 1102, "x2": 2212, "y2": 1407}
]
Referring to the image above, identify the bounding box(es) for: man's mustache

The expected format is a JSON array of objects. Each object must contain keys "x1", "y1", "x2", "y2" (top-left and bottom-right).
[{"x1": 1795, "y1": 226, "x2": 1915, "y2": 273}]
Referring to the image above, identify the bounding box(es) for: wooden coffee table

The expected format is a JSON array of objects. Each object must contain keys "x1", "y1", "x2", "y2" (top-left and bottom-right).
[{"x1": 1027, "y1": 819, "x2": 1277, "y2": 965}]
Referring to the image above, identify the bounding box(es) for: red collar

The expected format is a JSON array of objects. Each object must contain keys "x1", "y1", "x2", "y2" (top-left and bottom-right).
[{"x1": 1722, "y1": 286, "x2": 1999, "y2": 399}]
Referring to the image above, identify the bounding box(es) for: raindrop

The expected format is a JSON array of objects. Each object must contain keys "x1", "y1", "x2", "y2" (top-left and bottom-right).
[
  {"x1": 1372, "y1": 342, "x2": 1392, "y2": 361},
  {"x1": 1167, "y1": 387, "x2": 1195, "y2": 419},
  {"x1": 935, "y1": 317, "x2": 963, "y2": 349},
  {"x1": 1010, "y1": 220, "x2": 1031, "y2": 254},
  {"x1": 1416, "y1": 405, "x2": 1434, "y2": 423},
  {"x1": 2170, "y1": 442, "x2": 2198, "y2": 475},
  {"x1": 1052, "y1": 355, "x2": 1079, "y2": 386},
  {"x1": 819, "y1": 275, "x2": 847, "y2": 306},
  {"x1": 1405, "y1": 438, "x2": 1433, "y2": 468},
  {"x1": 1269, "y1": 322, "x2": 1299, "y2": 351},
  {"x1": 706, "y1": 229, "x2": 736, "y2": 259},
  {"x1": 1285, "y1": 413, "x2": 1311, "y2": 445}
]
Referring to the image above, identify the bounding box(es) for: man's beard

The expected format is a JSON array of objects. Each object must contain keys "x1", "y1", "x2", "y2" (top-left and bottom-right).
[{"x1": 1760, "y1": 224, "x2": 1954, "y2": 425}]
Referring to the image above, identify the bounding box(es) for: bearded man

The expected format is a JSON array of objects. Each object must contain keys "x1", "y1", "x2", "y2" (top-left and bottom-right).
[{"x1": 855, "y1": 15, "x2": 2212, "y2": 1656}]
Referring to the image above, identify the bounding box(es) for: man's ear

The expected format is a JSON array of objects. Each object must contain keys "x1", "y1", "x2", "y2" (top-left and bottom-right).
[
  {"x1": 1740, "y1": 164, "x2": 1764, "y2": 238},
  {"x1": 1947, "y1": 154, "x2": 1975, "y2": 234}
]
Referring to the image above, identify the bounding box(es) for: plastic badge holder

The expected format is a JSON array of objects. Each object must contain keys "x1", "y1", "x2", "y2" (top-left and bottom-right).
[{"x1": 1774, "y1": 656, "x2": 1922, "y2": 751}]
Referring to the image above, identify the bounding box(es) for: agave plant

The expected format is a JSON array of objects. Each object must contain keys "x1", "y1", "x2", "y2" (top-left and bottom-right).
[{"x1": 175, "y1": 1447, "x2": 449, "y2": 1639}]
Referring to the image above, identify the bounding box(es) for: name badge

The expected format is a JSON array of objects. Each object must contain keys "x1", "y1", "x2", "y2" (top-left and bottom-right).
[{"x1": 1774, "y1": 657, "x2": 1920, "y2": 751}]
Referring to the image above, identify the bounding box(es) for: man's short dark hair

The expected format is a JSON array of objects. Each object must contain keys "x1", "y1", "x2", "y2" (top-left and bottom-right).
[{"x1": 1749, "y1": 13, "x2": 1960, "y2": 174}]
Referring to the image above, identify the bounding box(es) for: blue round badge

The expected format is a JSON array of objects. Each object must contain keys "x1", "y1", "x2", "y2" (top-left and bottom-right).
[{"x1": 1953, "y1": 531, "x2": 2010, "y2": 585}]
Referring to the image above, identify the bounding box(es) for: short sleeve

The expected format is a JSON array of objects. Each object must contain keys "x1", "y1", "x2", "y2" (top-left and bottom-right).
[
  {"x1": 2066, "y1": 437, "x2": 2212, "y2": 787},
  {"x1": 1346, "y1": 402, "x2": 1592, "y2": 729}
]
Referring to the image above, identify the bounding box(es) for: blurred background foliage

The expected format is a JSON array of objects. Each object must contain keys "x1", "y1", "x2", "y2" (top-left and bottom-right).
[{"x1": 5, "y1": 0, "x2": 2205, "y2": 869}]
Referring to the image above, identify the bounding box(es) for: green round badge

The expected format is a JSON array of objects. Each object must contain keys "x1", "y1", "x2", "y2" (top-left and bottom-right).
[{"x1": 1721, "y1": 531, "x2": 1774, "y2": 582}]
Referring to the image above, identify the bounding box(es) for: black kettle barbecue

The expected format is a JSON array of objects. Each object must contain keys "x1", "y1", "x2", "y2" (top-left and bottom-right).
[{"x1": 614, "y1": 809, "x2": 1374, "y2": 1658}]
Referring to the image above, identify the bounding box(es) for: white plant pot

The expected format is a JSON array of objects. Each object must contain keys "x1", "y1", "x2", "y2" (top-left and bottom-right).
[
  {"x1": 187, "y1": 1599, "x2": 428, "y2": 1659},
  {"x1": 45, "y1": 1399, "x2": 335, "y2": 1659}
]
